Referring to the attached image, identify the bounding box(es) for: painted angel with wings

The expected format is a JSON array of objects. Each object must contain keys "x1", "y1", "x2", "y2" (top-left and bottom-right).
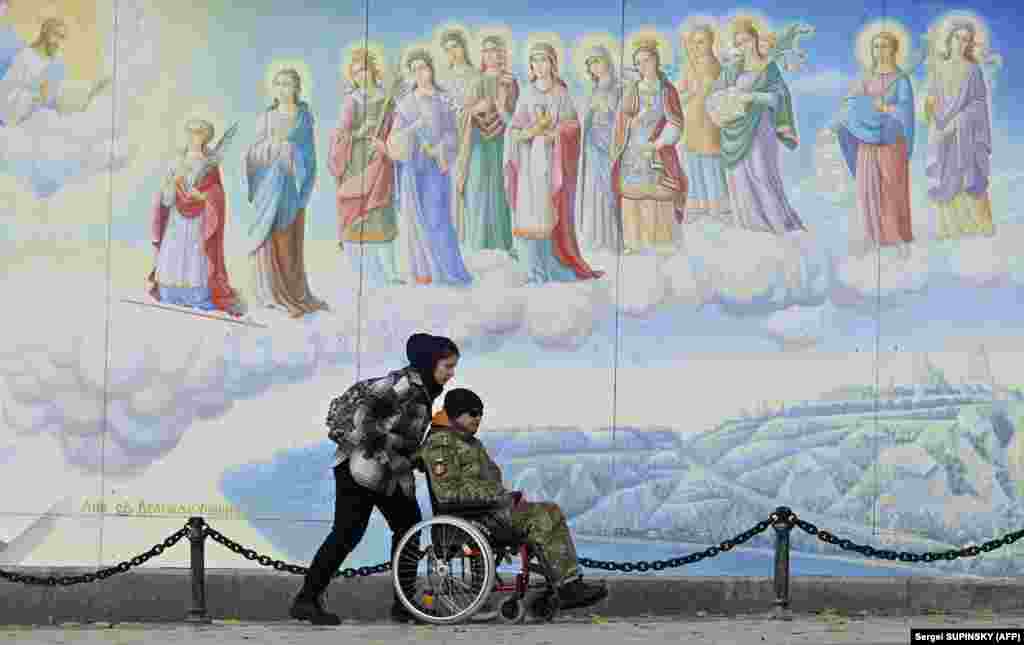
[{"x1": 147, "y1": 119, "x2": 243, "y2": 315}]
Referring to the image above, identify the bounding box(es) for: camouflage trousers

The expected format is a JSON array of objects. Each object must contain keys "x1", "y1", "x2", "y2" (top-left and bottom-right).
[{"x1": 507, "y1": 501, "x2": 579, "y2": 584}]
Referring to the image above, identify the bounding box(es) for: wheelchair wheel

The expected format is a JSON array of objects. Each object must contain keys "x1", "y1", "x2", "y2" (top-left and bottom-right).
[{"x1": 392, "y1": 516, "x2": 496, "y2": 625}]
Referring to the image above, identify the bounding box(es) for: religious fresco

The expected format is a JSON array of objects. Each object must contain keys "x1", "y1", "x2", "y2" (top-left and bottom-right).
[{"x1": 1, "y1": 0, "x2": 1023, "y2": 578}]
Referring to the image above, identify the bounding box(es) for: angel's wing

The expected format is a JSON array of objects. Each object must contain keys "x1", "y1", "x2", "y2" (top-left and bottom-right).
[
  {"x1": 776, "y1": 23, "x2": 815, "y2": 53},
  {"x1": 210, "y1": 122, "x2": 239, "y2": 161},
  {"x1": 768, "y1": 23, "x2": 816, "y2": 71}
]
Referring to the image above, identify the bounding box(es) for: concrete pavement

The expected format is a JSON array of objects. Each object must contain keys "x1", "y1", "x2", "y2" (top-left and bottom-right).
[
  {"x1": 3, "y1": 611, "x2": 1024, "y2": 644},
  {"x1": 6, "y1": 569, "x2": 1024, "y2": 625}
]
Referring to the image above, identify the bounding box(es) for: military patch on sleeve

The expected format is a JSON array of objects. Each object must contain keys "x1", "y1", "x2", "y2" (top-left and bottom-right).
[{"x1": 432, "y1": 461, "x2": 448, "y2": 478}]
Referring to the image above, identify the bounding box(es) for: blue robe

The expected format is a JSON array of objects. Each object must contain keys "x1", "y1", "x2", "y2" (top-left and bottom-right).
[
  {"x1": 244, "y1": 102, "x2": 317, "y2": 255},
  {"x1": 392, "y1": 91, "x2": 472, "y2": 286},
  {"x1": 837, "y1": 72, "x2": 915, "y2": 178}
]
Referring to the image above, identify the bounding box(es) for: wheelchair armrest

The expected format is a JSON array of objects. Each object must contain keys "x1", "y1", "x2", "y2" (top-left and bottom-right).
[{"x1": 434, "y1": 500, "x2": 501, "y2": 516}]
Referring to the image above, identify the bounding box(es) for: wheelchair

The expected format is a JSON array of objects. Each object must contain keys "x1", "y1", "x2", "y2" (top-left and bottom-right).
[{"x1": 391, "y1": 469, "x2": 561, "y2": 625}]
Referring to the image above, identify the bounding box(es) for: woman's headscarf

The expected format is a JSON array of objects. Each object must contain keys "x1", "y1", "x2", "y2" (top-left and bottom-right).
[{"x1": 406, "y1": 333, "x2": 459, "y2": 399}]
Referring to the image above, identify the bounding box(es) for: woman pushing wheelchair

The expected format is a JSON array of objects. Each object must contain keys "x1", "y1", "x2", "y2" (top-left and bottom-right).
[{"x1": 291, "y1": 333, "x2": 459, "y2": 625}]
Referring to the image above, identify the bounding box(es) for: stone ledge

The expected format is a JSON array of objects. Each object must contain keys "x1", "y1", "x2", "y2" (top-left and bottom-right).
[{"x1": 1, "y1": 568, "x2": 1021, "y2": 624}]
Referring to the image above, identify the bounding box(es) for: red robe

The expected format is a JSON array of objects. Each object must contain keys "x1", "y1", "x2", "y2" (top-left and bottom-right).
[
  {"x1": 148, "y1": 165, "x2": 238, "y2": 313},
  {"x1": 504, "y1": 83, "x2": 603, "y2": 280},
  {"x1": 611, "y1": 77, "x2": 689, "y2": 222},
  {"x1": 328, "y1": 94, "x2": 396, "y2": 242}
]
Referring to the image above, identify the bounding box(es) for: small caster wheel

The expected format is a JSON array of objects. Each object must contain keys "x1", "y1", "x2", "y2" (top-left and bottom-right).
[
  {"x1": 498, "y1": 597, "x2": 527, "y2": 624},
  {"x1": 531, "y1": 592, "x2": 560, "y2": 622}
]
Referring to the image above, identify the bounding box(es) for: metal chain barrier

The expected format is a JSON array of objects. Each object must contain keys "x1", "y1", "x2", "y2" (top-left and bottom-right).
[
  {"x1": 202, "y1": 525, "x2": 391, "y2": 579},
  {"x1": 0, "y1": 524, "x2": 189, "y2": 586},
  {"x1": 3, "y1": 506, "x2": 1024, "y2": 588},
  {"x1": 579, "y1": 517, "x2": 776, "y2": 572},
  {"x1": 783, "y1": 508, "x2": 1024, "y2": 564}
]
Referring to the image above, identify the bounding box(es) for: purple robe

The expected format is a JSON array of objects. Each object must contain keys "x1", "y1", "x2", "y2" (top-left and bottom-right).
[{"x1": 926, "y1": 63, "x2": 991, "y2": 203}]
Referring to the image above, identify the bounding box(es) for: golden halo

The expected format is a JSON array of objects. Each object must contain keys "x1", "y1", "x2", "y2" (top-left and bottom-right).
[
  {"x1": 928, "y1": 10, "x2": 991, "y2": 58},
  {"x1": 9, "y1": 2, "x2": 98, "y2": 80},
  {"x1": 9, "y1": 2, "x2": 83, "y2": 54},
  {"x1": 263, "y1": 58, "x2": 314, "y2": 104},
  {"x1": 432, "y1": 21, "x2": 475, "y2": 74},
  {"x1": 678, "y1": 16, "x2": 724, "y2": 78},
  {"x1": 625, "y1": 27, "x2": 673, "y2": 69},
  {"x1": 340, "y1": 40, "x2": 388, "y2": 85},
  {"x1": 475, "y1": 24, "x2": 515, "y2": 67},
  {"x1": 855, "y1": 19, "x2": 911, "y2": 71},
  {"x1": 523, "y1": 31, "x2": 566, "y2": 76},
  {"x1": 722, "y1": 10, "x2": 774, "y2": 54},
  {"x1": 572, "y1": 32, "x2": 621, "y2": 87}
]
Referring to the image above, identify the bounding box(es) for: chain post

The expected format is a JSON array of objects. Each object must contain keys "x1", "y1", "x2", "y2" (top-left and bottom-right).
[
  {"x1": 772, "y1": 507, "x2": 794, "y2": 620},
  {"x1": 184, "y1": 517, "x2": 212, "y2": 624}
]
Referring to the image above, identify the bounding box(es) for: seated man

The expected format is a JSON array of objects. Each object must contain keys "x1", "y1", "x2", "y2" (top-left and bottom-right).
[{"x1": 416, "y1": 388, "x2": 608, "y2": 610}]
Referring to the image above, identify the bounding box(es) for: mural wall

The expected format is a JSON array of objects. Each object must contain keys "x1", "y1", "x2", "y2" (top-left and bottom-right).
[{"x1": 2, "y1": 0, "x2": 1022, "y2": 578}]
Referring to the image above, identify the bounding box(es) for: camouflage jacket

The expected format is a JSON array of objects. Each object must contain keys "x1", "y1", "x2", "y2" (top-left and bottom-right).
[
  {"x1": 327, "y1": 367, "x2": 434, "y2": 497},
  {"x1": 416, "y1": 412, "x2": 512, "y2": 511}
]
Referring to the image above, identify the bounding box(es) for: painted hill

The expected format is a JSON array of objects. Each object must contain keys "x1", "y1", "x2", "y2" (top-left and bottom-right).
[{"x1": 220, "y1": 381, "x2": 1024, "y2": 576}]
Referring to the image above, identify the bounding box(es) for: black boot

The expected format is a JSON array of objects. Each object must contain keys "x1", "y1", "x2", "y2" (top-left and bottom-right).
[
  {"x1": 290, "y1": 586, "x2": 341, "y2": 626},
  {"x1": 557, "y1": 576, "x2": 608, "y2": 611},
  {"x1": 390, "y1": 599, "x2": 416, "y2": 624}
]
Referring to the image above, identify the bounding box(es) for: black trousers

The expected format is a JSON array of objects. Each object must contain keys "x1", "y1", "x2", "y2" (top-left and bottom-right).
[{"x1": 303, "y1": 462, "x2": 422, "y2": 599}]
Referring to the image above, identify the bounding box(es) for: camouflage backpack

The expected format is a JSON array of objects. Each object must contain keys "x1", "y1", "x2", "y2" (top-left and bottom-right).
[{"x1": 326, "y1": 377, "x2": 391, "y2": 450}]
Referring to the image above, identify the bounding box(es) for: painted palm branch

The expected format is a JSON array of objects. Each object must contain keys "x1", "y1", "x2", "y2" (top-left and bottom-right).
[
  {"x1": 210, "y1": 122, "x2": 239, "y2": 162},
  {"x1": 375, "y1": 62, "x2": 412, "y2": 140}
]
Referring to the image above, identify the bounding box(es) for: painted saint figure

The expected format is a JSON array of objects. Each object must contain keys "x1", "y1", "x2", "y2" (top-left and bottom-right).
[
  {"x1": 924, "y1": 19, "x2": 994, "y2": 240},
  {"x1": 574, "y1": 43, "x2": 622, "y2": 252},
  {"x1": 0, "y1": 17, "x2": 66, "y2": 126},
  {"x1": 453, "y1": 34, "x2": 518, "y2": 256},
  {"x1": 0, "y1": 17, "x2": 108, "y2": 127},
  {"x1": 836, "y1": 29, "x2": 915, "y2": 256},
  {"x1": 244, "y1": 68, "x2": 328, "y2": 317},
  {"x1": 437, "y1": 27, "x2": 481, "y2": 239},
  {"x1": 716, "y1": 18, "x2": 805, "y2": 235},
  {"x1": 504, "y1": 42, "x2": 602, "y2": 283},
  {"x1": 328, "y1": 47, "x2": 401, "y2": 286},
  {"x1": 677, "y1": 25, "x2": 731, "y2": 224},
  {"x1": 383, "y1": 49, "x2": 472, "y2": 286},
  {"x1": 611, "y1": 37, "x2": 688, "y2": 254},
  {"x1": 148, "y1": 119, "x2": 239, "y2": 314}
]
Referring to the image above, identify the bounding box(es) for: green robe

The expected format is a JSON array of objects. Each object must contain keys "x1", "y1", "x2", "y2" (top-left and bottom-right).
[
  {"x1": 456, "y1": 73, "x2": 516, "y2": 254},
  {"x1": 717, "y1": 60, "x2": 799, "y2": 170}
]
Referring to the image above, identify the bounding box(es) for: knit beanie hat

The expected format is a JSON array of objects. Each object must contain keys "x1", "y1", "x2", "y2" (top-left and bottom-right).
[{"x1": 443, "y1": 388, "x2": 483, "y2": 419}]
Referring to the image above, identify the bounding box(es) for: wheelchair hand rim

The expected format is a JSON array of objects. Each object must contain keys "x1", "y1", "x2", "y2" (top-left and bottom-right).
[{"x1": 391, "y1": 515, "x2": 497, "y2": 625}]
